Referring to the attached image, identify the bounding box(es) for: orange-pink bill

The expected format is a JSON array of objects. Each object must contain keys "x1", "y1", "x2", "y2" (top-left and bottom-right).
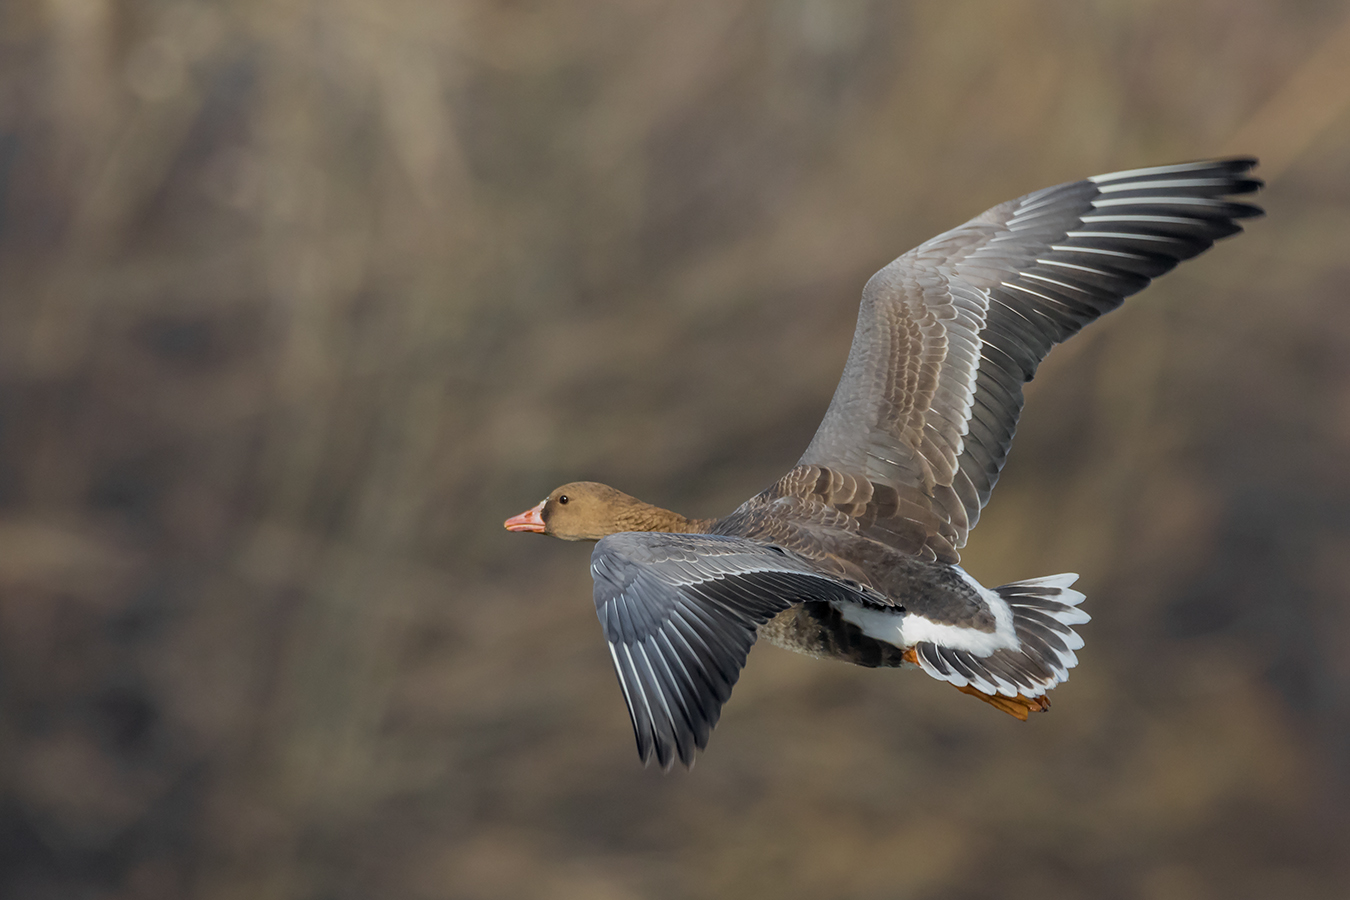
[{"x1": 504, "y1": 500, "x2": 546, "y2": 533}]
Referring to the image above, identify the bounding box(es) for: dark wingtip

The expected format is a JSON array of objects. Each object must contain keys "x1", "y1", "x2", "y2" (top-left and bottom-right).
[
  {"x1": 1224, "y1": 156, "x2": 1264, "y2": 216},
  {"x1": 1206, "y1": 155, "x2": 1259, "y2": 178},
  {"x1": 1219, "y1": 157, "x2": 1264, "y2": 217}
]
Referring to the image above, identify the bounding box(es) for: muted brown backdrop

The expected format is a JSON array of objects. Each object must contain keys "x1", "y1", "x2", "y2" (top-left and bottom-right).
[{"x1": 2, "y1": 1, "x2": 1350, "y2": 898}]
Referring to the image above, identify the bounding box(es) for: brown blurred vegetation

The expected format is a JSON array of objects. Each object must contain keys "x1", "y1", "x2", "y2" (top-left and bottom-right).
[{"x1": 2, "y1": 1, "x2": 1350, "y2": 898}]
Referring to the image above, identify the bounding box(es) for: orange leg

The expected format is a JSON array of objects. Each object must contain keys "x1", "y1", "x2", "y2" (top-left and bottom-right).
[
  {"x1": 901, "y1": 647, "x2": 1049, "y2": 719},
  {"x1": 953, "y1": 683, "x2": 1050, "y2": 720}
]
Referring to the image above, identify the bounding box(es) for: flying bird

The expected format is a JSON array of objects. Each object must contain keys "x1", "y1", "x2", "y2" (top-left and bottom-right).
[{"x1": 505, "y1": 158, "x2": 1263, "y2": 769}]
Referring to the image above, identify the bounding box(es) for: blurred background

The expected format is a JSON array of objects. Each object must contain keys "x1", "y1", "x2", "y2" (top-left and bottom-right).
[{"x1": 2, "y1": 1, "x2": 1349, "y2": 898}]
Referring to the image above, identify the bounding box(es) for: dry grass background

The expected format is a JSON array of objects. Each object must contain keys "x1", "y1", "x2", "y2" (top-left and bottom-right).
[{"x1": 2, "y1": 1, "x2": 1350, "y2": 898}]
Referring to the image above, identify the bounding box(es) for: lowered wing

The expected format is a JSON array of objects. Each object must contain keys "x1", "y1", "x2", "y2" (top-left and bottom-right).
[{"x1": 591, "y1": 532, "x2": 876, "y2": 769}]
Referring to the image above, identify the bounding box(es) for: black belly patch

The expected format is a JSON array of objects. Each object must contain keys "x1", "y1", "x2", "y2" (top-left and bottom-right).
[{"x1": 762, "y1": 602, "x2": 910, "y2": 668}]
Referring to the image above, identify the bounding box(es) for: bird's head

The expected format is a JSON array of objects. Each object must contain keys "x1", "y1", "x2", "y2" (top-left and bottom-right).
[{"x1": 503, "y1": 481, "x2": 651, "y2": 541}]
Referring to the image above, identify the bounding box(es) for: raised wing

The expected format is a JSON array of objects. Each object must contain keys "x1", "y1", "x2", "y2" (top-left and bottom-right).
[
  {"x1": 796, "y1": 158, "x2": 1262, "y2": 562},
  {"x1": 591, "y1": 532, "x2": 875, "y2": 769}
]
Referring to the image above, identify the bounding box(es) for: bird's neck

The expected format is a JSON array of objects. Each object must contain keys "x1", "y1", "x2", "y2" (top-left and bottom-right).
[{"x1": 616, "y1": 501, "x2": 714, "y2": 534}]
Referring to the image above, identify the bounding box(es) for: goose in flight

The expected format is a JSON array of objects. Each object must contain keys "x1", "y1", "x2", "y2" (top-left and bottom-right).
[{"x1": 505, "y1": 158, "x2": 1263, "y2": 769}]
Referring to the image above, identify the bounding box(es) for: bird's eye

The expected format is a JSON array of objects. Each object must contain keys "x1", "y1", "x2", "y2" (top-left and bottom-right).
[{"x1": 558, "y1": 495, "x2": 569, "y2": 505}]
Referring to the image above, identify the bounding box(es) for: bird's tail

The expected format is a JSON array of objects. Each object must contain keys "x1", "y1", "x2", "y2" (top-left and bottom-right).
[{"x1": 907, "y1": 573, "x2": 1089, "y2": 720}]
